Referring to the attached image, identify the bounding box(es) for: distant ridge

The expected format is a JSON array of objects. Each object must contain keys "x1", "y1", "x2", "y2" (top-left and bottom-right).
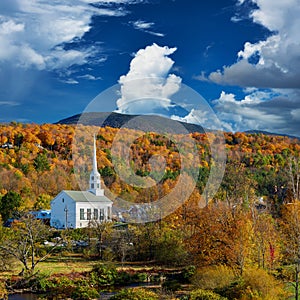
[
  {"x1": 244, "y1": 129, "x2": 299, "y2": 140},
  {"x1": 56, "y1": 112, "x2": 206, "y2": 133},
  {"x1": 56, "y1": 112, "x2": 299, "y2": 139}
]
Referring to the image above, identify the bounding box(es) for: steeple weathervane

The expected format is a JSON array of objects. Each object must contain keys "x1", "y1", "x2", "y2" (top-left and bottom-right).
[{"x1": 89, "y1": 135, "x2": 104, "y2": 196}]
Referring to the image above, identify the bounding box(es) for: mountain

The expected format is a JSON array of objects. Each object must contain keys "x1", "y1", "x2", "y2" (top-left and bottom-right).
[
  {"x1": 56, "y1": 112, "x2": 206, "y2": 134},
  {"x1": 56, "y1": 112, "x2": 299, "y2": 139},
  {"x1": 244, "y1": 130, "x2": 299, "y2": 140}
]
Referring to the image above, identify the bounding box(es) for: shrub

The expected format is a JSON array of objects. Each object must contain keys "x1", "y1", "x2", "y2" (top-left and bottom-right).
[
  {"x1": 116, "y1": 270, "x2": 147, "y2": 285},
  {"x1": 89, "y1": 263, "x2": 118, "y2": 286},
  {"x1": 34, "y1": 275, "x2": 99, "y2": 299},
  {"x1": 0, "y1": 280, "x2": 7, "y2": 300},
  {"x1": 190, "y1": 289, "x2": 228, "y2": 300},
  {"x1": 240, "y1": 268, "x2": 289, "y2": 299},
  {"x1": 216, "y1": 268, "x2": 290, "y2": 300},
  {"x1": 110, "y1": 287, "x2": 159, "y2": 300},
  {"x1": 182, "y1": 265, "x2": 196, "y2": 283},
  {"x1": 71, "y1": 284, "x2": 99, "y2": 300},
  {"x1": 192, "y1": 265, "x2": 235, "y2": 291}
]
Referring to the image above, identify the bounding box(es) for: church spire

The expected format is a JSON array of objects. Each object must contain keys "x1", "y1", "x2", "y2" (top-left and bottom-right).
[
  {"x1": 93, "y1": 134, "x2": 98, "y2": 173},
  {"x1": 89, "y1": 135, "x2": 104, "y2": 196}
]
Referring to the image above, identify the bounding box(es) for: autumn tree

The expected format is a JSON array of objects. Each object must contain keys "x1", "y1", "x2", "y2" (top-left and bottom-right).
[
  {"x1": 252, "y1": 212, "x2": 278, "y2": 270},
  {"x1": 186, "y1": 202, "x2": 254, "y2": 274},
  {"x1": 222, "y1": 161, "x2": 257, "y2": 208},
  {"x1": 280, "y1": 202, "x2": 300, "y2": 300}
]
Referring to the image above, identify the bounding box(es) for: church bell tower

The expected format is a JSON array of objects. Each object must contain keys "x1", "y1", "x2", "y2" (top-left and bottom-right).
[{"x1": 89, "y1": 135, "x2": 104, "y2": 196}]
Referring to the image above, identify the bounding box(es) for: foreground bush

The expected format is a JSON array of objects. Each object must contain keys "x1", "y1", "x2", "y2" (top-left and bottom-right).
[
  {"x1": 89, "y1": 263, "x2": 118, "y2": 286},
  {"x1": 110, "y1": 287, "x2": 159, "y2": 300},
  {"x1": 36, "y1": 275, "x2": 99, "y2": 300},
  {"x1": 0, "y1": 280, "x2": 7, "y2": 300},
  {"x1": 190, "y1": 289, "x2": 228, "y2": 300},
  {"x1": 192, "y1": 265, "x2": 235, "y2": 291},
  {"x1": 216, "y1": 268, "x2": 289, "y2": 300}
]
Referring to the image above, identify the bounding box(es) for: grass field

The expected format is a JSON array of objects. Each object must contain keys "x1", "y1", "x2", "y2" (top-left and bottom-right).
[{"x1": 0, "y1": 252, "x2": 99, "y2": 279}]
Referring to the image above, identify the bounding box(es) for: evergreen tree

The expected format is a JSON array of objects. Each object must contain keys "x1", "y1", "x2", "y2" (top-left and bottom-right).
[{"x1": 0, "y1": 191, "x2": 21, "y2": 222}]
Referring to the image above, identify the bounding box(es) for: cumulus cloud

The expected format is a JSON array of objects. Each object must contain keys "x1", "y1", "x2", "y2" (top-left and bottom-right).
[
  {"x1": 194, "y1": 0, "x2": 300, "y2": 136},
  {"x1": 213, "y1": 89, "x2": 300, "y2": 136},
  {"x1": 0, "y1": 0, "x2": 136, "y2": 72},
  {"x1": 130, "y1": 20, "x2": 165, "y2": 37},
  {"x1": 199, "y1": 0, "x2": 300, "y2": 88},
  {"x1": 116, "y1": 43, "x2": 182, "y2": 114},
  {"x1": 170, "y1": 109, "x2": 213, "y2": 128}
]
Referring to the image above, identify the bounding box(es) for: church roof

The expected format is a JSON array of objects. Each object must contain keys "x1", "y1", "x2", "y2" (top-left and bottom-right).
[{"x1": 62, "y1": 190, "x2": 112, "y2": 204}]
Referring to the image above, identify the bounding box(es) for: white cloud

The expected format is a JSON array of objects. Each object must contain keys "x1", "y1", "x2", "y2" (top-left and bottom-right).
[
  {"x1": 0, "y1": 0, "x2": 135, "y2": 72},
  {"x1": 195, "y1": 0, "x2": 300, "y2": 135},
  {"x1": 132, "y1": 20, "x2": 154, "y2": 30},
  {"x1": 130, "y1": 20, "x2": 165, "y2": 37},
  {"x1": 116, "y1": 43, "x2": 182, "y2": 114},
  {"x1": 213, "y1": 89, "x2": 300, "y2": 136},
  {"x1": 60, "y1": 78, "x2": 79, "y2": 85},
  {"x1": 200, "y1": 0, "x2": 300, "y2": 88},
  {"x1": 0, "y1": 101, "x2": 20, "y2": 106},
  {"x1": 171, "y1": 108, "x2": 208, "y2": 125},
  {"x1": 77, "y1": 74, "x2": 102, "y2": 80}
]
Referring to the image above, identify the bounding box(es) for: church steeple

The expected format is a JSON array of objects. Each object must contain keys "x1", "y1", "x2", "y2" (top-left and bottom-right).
[{"x1": 89, "y1": 135, "x2": 104, "y2": 196}]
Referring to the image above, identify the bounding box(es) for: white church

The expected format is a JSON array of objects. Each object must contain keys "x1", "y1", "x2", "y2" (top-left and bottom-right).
[{"x1": 50, "y1": 136, "x2": 113, "y2": 229}]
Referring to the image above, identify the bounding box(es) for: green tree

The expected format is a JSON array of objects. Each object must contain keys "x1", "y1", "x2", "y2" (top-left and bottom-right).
[
  {"x1": 154, "y1": 227, "x2": 188, "y2": 266},
  {"x1": 0, "y1": 191, "x2": 21, "y2": 223},
  {"x1": 33, "y1": 153, "x2": 50, "y2": 172},
  {"x1": 33, "y1": 194, "x2": 52, "y2": 210}
]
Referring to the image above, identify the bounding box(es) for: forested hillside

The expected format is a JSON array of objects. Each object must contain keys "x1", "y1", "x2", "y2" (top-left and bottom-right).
[{"x1": 0, "y1": 122, "x2": 299, "y2": 212}]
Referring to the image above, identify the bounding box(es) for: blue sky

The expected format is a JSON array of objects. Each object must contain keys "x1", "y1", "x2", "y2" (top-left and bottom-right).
[{"x1": 0, "y1": 0, "x2": 300, "y2": 136}]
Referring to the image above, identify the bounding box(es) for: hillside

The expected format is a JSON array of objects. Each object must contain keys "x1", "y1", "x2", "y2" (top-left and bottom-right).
[
  {"x1": 56, "y1": 112, "x2": 206, "y2": 133},
  {"x1": 0, "y1": 122, "x2": 299, "y2": 213}
]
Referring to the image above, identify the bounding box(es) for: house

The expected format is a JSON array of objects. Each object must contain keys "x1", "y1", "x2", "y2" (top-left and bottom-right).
[
  {"x1": 50, "y1": 136, "x2": 113, "y2": 229},
  {"x1": 1, "y1": 142, "x2": 13, "y2": 149},
  {"x1": 30, "y1": 209, "x2": 51, "y2": 224}
]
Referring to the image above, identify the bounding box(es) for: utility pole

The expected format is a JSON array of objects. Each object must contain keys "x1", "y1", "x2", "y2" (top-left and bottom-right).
[{"x1": 64, "y1": 205, "x2": 68, "y2": 229}]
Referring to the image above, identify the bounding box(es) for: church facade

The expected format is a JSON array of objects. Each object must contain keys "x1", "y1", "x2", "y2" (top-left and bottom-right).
[{"x1": 50, "y1": 136, "x2": 113, "y2": 229}]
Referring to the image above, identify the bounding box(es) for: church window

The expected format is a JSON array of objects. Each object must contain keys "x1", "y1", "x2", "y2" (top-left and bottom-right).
[
  {"x1": 100, "y1": 208, "x2": 104, "y2": 221},
  {"x1": 94, "y1": 209, "x2": 98, "y2": 220},
  {"x1": 87, "y1": 208, "x2": 92, "y2": 220},
  {"x1": 91, "y1": 183, "x2": 94, "y2": 189},
  {"x1": 80, "y1": 209, "x2": 84, "y2": 220},
  {"x1": 97, "y1": 184, "x2": 100, "y2": 188},
  {"x1": 91, "y1": 176, "x2": 94, "y2": 180},
  {"x1": 62, "y1": 198, "x2": 64, "y2": 203}
]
